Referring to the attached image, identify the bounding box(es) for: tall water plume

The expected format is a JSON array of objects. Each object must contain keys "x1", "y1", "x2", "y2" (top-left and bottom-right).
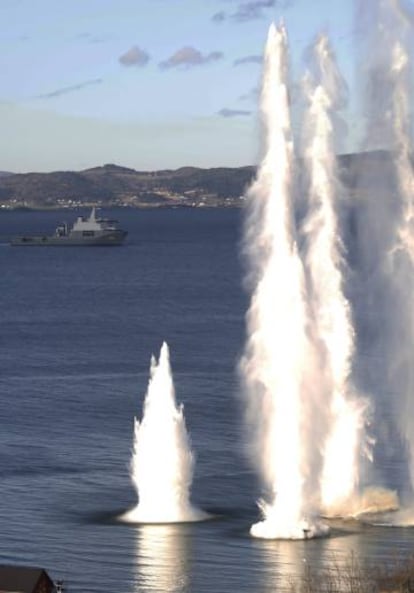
[
  {"x1": 123, "y1": 342, "x2": 206, "y2": 523},
  {"x1": 301, "y1": 35, "x2": 369, "y2": 515},
  {"x1": 240, "y1": 23, "x2": 328, "y2": 539}
]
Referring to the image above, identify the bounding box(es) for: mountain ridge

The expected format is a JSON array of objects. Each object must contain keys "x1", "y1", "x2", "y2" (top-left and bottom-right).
[{"x1": 0, "y1": 150, "x2": 393, "y2": 209}]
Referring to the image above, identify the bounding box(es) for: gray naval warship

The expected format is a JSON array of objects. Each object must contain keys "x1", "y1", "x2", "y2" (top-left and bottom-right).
[{"x1": 10, "y1": 208, "x2": 127, "y2": 246}]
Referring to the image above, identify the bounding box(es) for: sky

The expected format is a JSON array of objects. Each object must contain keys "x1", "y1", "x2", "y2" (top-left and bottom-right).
[{"x1": 0, "y1": 0, "x2": 361, "y2": 172}]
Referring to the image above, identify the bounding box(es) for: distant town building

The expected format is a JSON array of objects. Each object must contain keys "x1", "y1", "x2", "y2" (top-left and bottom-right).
[{"x1": 0, "y1": 565, "x2": 55, "y2": 593}]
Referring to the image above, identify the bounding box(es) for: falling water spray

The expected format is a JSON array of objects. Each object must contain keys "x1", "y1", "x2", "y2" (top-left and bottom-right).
[
  {"x1": 240, "y1": 23, "x2": 328, "y2": 539},
  {"x1": 123, "y1": 342, "x2": 207, "y2": 523},
  {"x1": 301, "y1": 35, "x2": 369, "y2": 515}
]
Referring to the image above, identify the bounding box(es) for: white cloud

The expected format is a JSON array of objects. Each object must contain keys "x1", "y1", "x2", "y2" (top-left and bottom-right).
[
  {"x1": 36, "y1": 79, "x2": 103, "y2": 99},
  {"x1": 218, "y1": 107, "x2": 252, "y2": 117},
  {"x1": 234, "y1": 55, "x2": 262, "y2": 66},
  {"x1": 213, "y1": 0, "x2": 292, "y2": 23},
  {"x1": 119, "y1": 46, "x2": 150, "y2": 67},
  {"x1": 159, "y1": 47, "x2": 223, "y2": 69}
]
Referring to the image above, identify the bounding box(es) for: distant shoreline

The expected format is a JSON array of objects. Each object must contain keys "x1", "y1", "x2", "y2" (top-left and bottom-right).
[
  {"x1": 0, "y1": 203, "x2": 243, "y2": 212},
  {"x1": 0, "y1": 150, "x2": 393, "y2": 211}
]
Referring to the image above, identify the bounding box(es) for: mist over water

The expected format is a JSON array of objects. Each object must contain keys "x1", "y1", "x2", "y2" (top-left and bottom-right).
[
  {"x1": 355, "y1": 0, "x2": 414, "y2": 515},
  {"x1": 123, "y1": 342, "x2": 207, "y2": 523}
]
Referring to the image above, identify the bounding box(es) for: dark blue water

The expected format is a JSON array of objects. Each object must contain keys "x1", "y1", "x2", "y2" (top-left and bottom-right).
[{"x1": 0, "y1": 208, "x2": 413, "y2": 593}]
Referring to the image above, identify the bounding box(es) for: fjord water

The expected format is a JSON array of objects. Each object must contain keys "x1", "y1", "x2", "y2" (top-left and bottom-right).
[{"x1": 0, "y1": 208, "x2": 413, "y2": 593}]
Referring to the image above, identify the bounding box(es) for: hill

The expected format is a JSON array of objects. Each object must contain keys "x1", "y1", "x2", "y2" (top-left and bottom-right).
[
  {"x1": 0, "y1": 163, "x2": 255, "y2": 209},
  {"x1": 0, "y1": 151, "x2": 394, "y2": 209}
]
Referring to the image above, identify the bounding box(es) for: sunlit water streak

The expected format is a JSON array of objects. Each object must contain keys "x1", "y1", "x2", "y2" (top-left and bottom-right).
[{"x1": 133, "y1": 524, "x2": 191, "y2": 593}]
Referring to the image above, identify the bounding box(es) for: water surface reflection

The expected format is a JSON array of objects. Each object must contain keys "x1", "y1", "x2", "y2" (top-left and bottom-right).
[
  {"x1": 134, "y1": 524, "x2": 192, "y2": 593},
  {"x1": 256, "y1": 521, "x2": 372, "y2": 592}
]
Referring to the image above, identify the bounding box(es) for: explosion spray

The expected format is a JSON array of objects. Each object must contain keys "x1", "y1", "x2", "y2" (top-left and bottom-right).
[
  {"x1": 301, "y1": 35, "x2": 368, "y2": 515},
  {"x1": 240, "y1": 20, "x2": 378, "y2": 537},
  {"x1": 240, "y1": 23, "x2": 328, "y2": 539},
  {"x1": 124, "y1": 342, "x2": 206, "y2": 523}
]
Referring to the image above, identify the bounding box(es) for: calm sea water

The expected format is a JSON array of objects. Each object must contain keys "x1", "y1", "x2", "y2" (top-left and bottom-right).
[{"x1": 0, "y1": 208, "x2": 413, "y2": 593}]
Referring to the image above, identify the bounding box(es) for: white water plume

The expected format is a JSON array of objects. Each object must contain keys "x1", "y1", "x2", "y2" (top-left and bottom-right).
[
  {"x1": 301, "y1": 35, "x2": 369, "y2": 515},
  {"x1": 123, "y1": 342, "x2": 207, "y2": 523},
  {"x1": 240, "y1": 23, "x2": 328, "y2": 540}
]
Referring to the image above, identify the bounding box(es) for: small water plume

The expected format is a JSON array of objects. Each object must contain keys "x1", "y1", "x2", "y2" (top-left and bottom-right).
[
  {"x1": 123, "y1": 342, "x2": 207, "y2": 523},
  {"x1": 301, "y1": 34, "x2": 370, "y2": 516},
  {"x1": 240, "y1": 23, "x2": 328, "y2": 540}
]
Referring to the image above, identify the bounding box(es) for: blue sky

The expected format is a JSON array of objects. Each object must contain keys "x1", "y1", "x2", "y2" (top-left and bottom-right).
[{"x1": 1, "y1": 0, "x2": 359, "y2": 172}]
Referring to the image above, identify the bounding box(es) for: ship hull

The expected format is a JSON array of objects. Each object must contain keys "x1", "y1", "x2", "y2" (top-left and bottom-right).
[{"x1": 10, "y1": 230, "x2": 127, "y2": 246}]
